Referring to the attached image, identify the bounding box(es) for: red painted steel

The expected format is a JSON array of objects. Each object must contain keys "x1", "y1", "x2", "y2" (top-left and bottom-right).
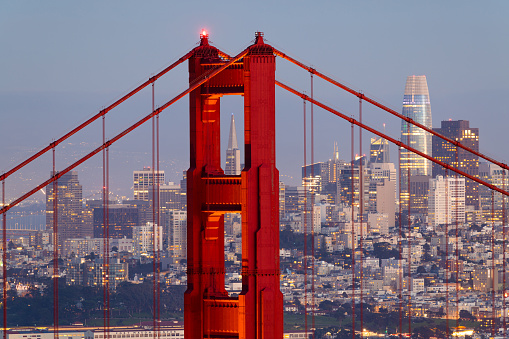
[
  {"x1": 350, "y1": 123, "x2": 356, "y2": 339},
  {"x1": 2, "y1": 181, "x2": 6, "y2": 339},
  {"x1": 52, "y1": 147, "x2": 59, "y2": 338},
  {"x1": 185, "y1": 32, "x2": 283, "y2": 339},
  {"x1": 303, "y1": 99, "x2": 308, "y2": 334}
]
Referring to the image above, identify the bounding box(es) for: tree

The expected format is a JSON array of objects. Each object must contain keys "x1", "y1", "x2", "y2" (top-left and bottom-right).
[
  {"x1": 319, "y1": 300, "x2": 336, "y2": 312},
  {"x1": 372, "y1": 242, "x2": 399, "y2": 259},
  {"x1": 8, "y1": 241, "x2": 16, "y2": 250},
  {"x1": 460, "y1": 309, "x2": 476, "y2": 321},
  {"x1": 416, "y1": 266, "x2": 427, "y2": 274}
]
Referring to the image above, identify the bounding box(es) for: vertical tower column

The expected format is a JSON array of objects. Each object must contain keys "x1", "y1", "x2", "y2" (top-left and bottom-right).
[
  {"x1": 185, "y1": 32, "x2": 282, "y2": 339},
  {"x1": 185, "y1": 35, "x2": 227, "y2": 339},
  {"x1": 239, "y1": 33, "x2": 283, "y2": 339}
]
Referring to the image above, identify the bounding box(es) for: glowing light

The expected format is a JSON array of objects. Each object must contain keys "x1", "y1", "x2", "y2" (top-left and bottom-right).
[{"x1": 200, "y1": 29, "x2": 208, "y2": 37}]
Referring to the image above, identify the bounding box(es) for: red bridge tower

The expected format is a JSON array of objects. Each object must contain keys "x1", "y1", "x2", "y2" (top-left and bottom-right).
[{"x1": 185, "y1": 32, "x2": 283, "y2": 339}]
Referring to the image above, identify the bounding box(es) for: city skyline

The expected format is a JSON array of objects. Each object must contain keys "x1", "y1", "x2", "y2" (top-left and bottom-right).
[
  {"x1": 1, "y1": 2, "x2": 508, "y2": 202},
  {"x1": 1, "y1": 3, "x2": 509, "y2": 337}
]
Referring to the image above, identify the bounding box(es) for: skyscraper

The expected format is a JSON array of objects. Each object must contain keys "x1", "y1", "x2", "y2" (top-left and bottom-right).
[
  {"x1": 167, "y1": 210, "x2": 187, "y2": 262},
  {"x1": 400, "y1": 75, "x2": 433, "y2": 211},
  {"x1": 46, "y1": 171, "x2": 84, "y2": 244},
  {"x1": 370, "y1": 137, "x2": 390, "y2": 163},
  {"x1": 133, "y1": 167, "x2": 165, "y2": 201},
  {"x1": 432, "y1": 120, "x2": 479, "y2": 209},
  {"x1": 225, "y1": 113, "x2": 241, "y2": 175},
  {"x1": 428, "y1": 176, "x2": 465, "y2": 228}
]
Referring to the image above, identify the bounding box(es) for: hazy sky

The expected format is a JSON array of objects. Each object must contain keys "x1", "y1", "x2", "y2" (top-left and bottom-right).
[{"x1": 1, "y1": 1, "x2": 508, "y2": 201}]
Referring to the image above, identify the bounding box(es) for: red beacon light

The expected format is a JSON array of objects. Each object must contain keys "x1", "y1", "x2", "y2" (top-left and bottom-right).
[{"x1": 199, "y1": 29, "x2": 209, "y2": 46}]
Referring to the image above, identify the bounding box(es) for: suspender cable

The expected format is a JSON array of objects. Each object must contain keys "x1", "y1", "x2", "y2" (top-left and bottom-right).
[
  {"x1": 1, "y1": 180, "x2": 5, "y2": 339},
  {"x1": 303, "y1": 98, "x2": 308, "y2": 333},
  {"x1": 492, "y1": 191, "x2": 496, "y2": 337},
  {"x1": 398, "y1": 146, "x2": 403, "y2": 339},
  {"x1": 52, "y1": 146, "x2": 59, "y2": 339},
  {"x1": 455, "y1": 147, "x2": 460, "y2": 330},
  {"x1": 151, "y1": 81, "x2": 158, "y2": 339},
  {"x1": 106, "y1": 147, "x2": 111, "y2": 332},
  {"x1": 406, "y1": 131, "x2": 412, "y2": 337},
  {"x1": 351, "y1": 121, "x2": 355, "y2": 339},
  {"x1": 358, "y1": 95, "x2": 364, "y2": 339},
  {"x1": 445, "y1": 169, "x2": 450, "y2": 339},
  {"x1": 310, "y1": 71, "x2": 315, "y2": 339},
  {"x1": 102, "y1": 115, "x2": 110, "y2": 338},
  {"x1": 504, "y1": 170, "x2": 507, "y2": 338},
  {"x1": 156, "y1": 85, "x2": 161, "y2": 336}
]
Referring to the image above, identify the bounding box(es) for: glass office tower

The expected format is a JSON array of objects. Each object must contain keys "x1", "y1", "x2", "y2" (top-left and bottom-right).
[{"x1": 400, "y1": 75, "x2": 432, "y2": 213}]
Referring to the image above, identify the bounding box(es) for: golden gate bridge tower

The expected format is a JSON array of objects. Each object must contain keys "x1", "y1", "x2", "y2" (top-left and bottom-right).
[
  {"x1": 3, "y1": 30, "x2": 509, "y2": 339},
  {"x1": 185, "y1": 31, "x2": 283, "y2": 339}
]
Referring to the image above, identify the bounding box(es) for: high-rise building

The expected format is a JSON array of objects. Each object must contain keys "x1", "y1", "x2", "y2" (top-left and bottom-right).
[
  {"x1": 167, "y1": 210, "x2": 187, "y2": 262},
  {"x1": 400, "y1": 75, "x2": 433, "y2": 211},
  {"x1": 428, "y1": 176, "x2": 465, "y2": 228},
  {"x1": 149, "y1": 182, "x2": 183, "y2": 239},
  {"x1": 374, "y1": 180, "x2": 396, "y2": 228},
  {"x1": 225, "y1": 113, "x2": 241, "y2": 175},
  {"x1": 409, "y1": 175, "x2": 432, "y2": 216},
  {"x1": 132, "y1": 222, "x2": 163, "y2": 257},
  {"x1": 279, "y1": 182, "x2": 285, "y2": 221},
  {"x1": 133, "y1": 167, "x2": 165, "y2": 201},
  {"x1": 302, "y1": 162, "x2": 327, "y2": 194},
  {"x1": 46, "y1": 171, "x2": 84, "y2": 244},
  {"x1": 284, "y1": 186, "x2": 306, "y2": 216},
  {"x1": 368, "y1": 162, "x2": 396, "y2": 228},
  {"x1": 93, "y1": 204, "x2": 139, "y2": 238},
  {"x1": 338, "y1": 160, "x2": 370, "y2": 214},
  {"x1": 479, "y1": 162, "x2": 509, "y2": 222},
  {"x1": 370, "y1": 137, "x2": 390, "y2": 164},
  {"x1": 156, "y1": 182, "x2": 182, "y2": 211},
  {"x1": 433, "y1": 120, "x2": 479, "y2": 209},
  {"x1": 473, "y1": 266, "x2": 499, "y2": 293}
]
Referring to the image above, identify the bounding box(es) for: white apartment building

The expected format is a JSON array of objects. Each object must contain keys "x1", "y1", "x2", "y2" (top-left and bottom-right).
[
  {"x1": 133, "y1": 222, "x2": 163, "y2": 257},
  {"x1": 428, "y1": 176, "x2": 465, "y2": 228},
  {"x1": 168, "y1": 210, "x2": 187, "y2": 261}
]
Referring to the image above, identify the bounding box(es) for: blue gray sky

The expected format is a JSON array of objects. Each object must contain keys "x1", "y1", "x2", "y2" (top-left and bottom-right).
[{"x1": 1, "y1": 1, "x2": 508, "y2": 201}]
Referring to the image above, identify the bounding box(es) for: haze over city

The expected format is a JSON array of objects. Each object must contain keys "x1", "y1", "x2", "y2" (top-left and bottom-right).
[{"x1": 1, "y1": 1, "x2": 508, "y2": 201}]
